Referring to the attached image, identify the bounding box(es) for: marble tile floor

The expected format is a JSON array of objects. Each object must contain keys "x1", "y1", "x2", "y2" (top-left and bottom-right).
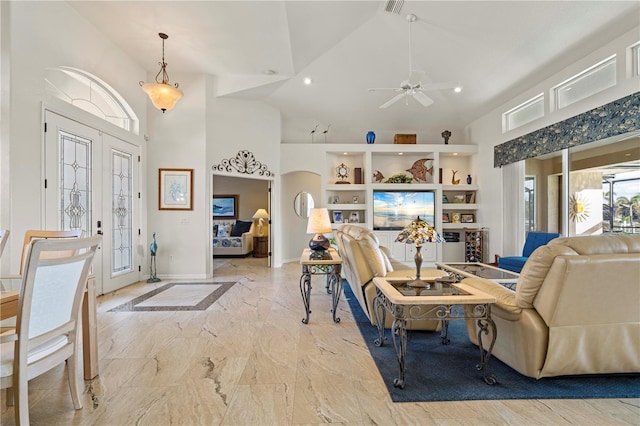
[{"x1": 1, "y1": 257, "x2": 639, "y2": 425}]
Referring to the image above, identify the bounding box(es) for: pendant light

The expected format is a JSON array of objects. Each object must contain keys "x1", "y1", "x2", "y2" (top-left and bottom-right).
[{"x1": 140, "y1": 33, "x2": 183, "y2": 113}]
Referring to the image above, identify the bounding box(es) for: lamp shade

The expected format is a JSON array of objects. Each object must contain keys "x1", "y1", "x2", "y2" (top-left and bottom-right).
[
  {"x1": 252, "y1": 208, "x2": 270, "y2": 220},
  {"x1": 396, "y1": 216, "x2": 444, "y2": 288},
  {"x1": 141, "y1": 82, "x2": 183, "y2": 112},
  {"x1": 306, "y1": 208, "x2": 332, "y2": 234},
  {"x1": 395, "y1": 216, "x2": 444, "y2": 246}
]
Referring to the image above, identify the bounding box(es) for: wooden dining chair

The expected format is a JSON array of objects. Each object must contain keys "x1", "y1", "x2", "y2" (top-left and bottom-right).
[
  {"x1": 18, "y1": 230, "x2": 83, "y2": 275},
  {"x1": 0, "y1": 235, "x2": 101, "y2": 425}
]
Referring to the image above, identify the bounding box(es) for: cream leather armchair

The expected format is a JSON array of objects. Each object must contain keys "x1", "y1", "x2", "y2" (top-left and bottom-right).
[
  {"x1": 335, "y1": 224, "x2": 446, "y2": 329},
  {"x1": 463, "y1": 233, "x2": 640, "y2": 379}
]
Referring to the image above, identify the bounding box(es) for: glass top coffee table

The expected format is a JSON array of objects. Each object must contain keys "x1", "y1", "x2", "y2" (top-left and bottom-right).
[
  {"x1": 436, "y1": 262, "x2": 519, "y2": 290},
  {"x1": 372, "y1": 277, "x2": 497, "y2": 389}
]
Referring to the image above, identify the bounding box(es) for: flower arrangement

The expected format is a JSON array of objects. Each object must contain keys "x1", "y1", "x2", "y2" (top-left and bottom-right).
[{"x1": 384, "y1": 173, "x2": 413, "y2": 183}]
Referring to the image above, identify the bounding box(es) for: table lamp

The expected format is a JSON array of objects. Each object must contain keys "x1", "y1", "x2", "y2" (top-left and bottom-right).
[
  {"x1": 252, "y1": 208, "x2": 270, "y2": 236},
  {"x1": 396, "y1": 216, "x2": 444, "y2": 288},
  {"x1": 306, "y1": 208, "x2": 332, "y2": 260}
]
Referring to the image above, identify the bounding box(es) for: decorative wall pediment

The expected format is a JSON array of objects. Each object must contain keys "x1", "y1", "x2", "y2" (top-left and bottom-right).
[
  {"x1": 494, "y1": 92, "x2": 640, "y2": 167},
  {"x1": 212, "y1": 150, "x2": 274, "y2": 177}
]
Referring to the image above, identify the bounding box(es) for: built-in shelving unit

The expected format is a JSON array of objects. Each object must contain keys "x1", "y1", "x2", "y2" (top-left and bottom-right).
[{"x1": 319, "y1": 144, "x2": 480, "y2": 264}]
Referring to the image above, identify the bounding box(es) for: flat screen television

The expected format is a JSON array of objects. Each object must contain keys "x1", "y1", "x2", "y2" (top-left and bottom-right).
[{"x1": 373, "y1": 190, "x2": 435, "y2": 230}]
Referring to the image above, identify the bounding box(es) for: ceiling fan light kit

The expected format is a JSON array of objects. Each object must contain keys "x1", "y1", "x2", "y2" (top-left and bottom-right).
[
  {"x1": 368, "y1": 14, "x2": 461, "y2": 109},
  {"x1": 140, "y1": 33, "x2": 184, "y2": 113}
]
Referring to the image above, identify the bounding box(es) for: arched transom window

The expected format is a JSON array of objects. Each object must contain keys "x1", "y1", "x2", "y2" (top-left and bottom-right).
[{"x1": 45, "y1": 66, "x2": 139, "y2": 134}]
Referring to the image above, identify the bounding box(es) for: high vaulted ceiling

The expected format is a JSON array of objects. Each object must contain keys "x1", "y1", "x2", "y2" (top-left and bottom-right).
[{"x1": 69, "y1": 1, "x2": 640, "y2": 143}]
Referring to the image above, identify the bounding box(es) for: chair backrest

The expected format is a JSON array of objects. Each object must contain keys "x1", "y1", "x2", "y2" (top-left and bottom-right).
[
  {"x1": 19, "y1": 230, "x2": 83, "y2": 275},
  {"x1": 0, "y1": 229, "x2": 9, "y2": 258},
  {"x1": 522, "y1": 231, "x2": 561, "y2": 257},
  {"x1": 16, "y1": 235, "x2": 101, "y2": 341}
]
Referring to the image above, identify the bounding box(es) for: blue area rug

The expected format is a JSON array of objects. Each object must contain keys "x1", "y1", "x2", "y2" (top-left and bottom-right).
[{"x1": 343, "y1": 283, "x2": 640, "y2": 403}]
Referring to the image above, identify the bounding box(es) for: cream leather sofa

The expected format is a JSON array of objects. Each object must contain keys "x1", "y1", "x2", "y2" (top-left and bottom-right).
[
  {"x1": 335, "y1": 224, "x2": 446, "y2": 330},
  {"x1": 463, "y1": 233, "x2": 640, "y2": 379}
]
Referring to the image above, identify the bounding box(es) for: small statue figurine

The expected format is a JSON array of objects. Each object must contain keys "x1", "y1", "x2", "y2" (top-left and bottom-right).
[
  {"x1": 441, "y1": 130, "x2": 451, "y2": 145},
  {"x1": 373, "y1": 170, "x2": 385, "y2": 183},
  {"x1": 451, "y1": 170, "x2": 460, "y2": 185},
  {"x1": 147, "y1": 232, "x2": 161, "y2": 283}
]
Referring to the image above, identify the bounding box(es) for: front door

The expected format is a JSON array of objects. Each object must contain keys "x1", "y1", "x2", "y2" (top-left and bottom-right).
[{"x1": 44, "y1": 111, "x2": 140, "y2": 295}]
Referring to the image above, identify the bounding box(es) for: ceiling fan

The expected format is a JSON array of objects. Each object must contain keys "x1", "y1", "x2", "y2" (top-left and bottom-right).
[{"x1": 368, "y1": 14, "x2": 462, "y2": 109}]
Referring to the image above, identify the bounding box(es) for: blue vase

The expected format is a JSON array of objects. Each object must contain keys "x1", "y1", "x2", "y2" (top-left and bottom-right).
[{"x1": 366, "y1": 131, "x2": 376, "y2": 144}]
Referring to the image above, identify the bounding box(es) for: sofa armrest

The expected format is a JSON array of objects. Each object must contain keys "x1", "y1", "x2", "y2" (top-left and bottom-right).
[
  {"x1": 242, "y1": 231, "x2": 254, "y2": 252},
  {"x1": 460, "y1": 277, "x2": 522, "y2": 320}
]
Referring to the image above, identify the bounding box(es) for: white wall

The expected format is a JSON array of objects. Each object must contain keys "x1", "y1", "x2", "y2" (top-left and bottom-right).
[
  {"x1": 280, "y1": 171, "x2": 321, "y2": 262},
  {"x1": 146, "y1": 72, "x2": 208, "y2": 279},
  {"x1": 1, "y1": 1, "x2": 147, "y2": 274},
  {"x1": 467, "y1": 26, "x2": 640, "y2": 258},
  {"x1": 205, "y1": 82, "x2": 281, "y2": 266}
]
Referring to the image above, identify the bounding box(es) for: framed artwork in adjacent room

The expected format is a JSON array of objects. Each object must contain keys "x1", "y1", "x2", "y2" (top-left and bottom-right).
[
  {"x1": 212, "y1": 194, "x2": 239, "y2": 219},
  {"x1": 159, "y1": 168, "x2": 193, "y2": 210}
]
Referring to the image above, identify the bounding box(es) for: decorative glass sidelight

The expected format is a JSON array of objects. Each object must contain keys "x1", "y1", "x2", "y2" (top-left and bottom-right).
[
  {"x1": 60, "y1": 131, "x2": 92, "y2": 234},
  {"x1": 112, "y1": 149, "x2": 133, "y2": 274}
]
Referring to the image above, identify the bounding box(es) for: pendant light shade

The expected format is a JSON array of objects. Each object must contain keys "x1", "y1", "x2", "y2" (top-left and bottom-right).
[
  {"x1": 140, "y1": 33, "x2": 183, "y2": 113},
  {"x1": 141, "y1": 81, "x2": 183, "y2": 112}
]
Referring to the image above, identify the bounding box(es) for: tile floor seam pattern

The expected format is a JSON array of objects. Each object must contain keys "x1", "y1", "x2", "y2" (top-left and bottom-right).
[{"x1": 1, "y1": 257, "x2": 639, "y2": 425}]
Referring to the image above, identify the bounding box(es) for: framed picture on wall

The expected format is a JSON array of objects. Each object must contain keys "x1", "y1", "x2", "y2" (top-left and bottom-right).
[
  {"x1": 213, "y1": 194, "x2": 239, "y2": 219},
  {"x1": 159, "y1": 168, "x2": 193, "y2": 210}
]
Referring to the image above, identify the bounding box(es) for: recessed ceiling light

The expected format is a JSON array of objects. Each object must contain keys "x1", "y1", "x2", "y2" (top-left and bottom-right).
[
  {"x1": 453, "y1": 152, "x2": 458, "y2": 156},
  {"x1": 454, "y1": 86, "x2": 462, "y2": 93},
  {"x1": 304, "y1": 77, "x2": 313, "y2": 85},
  {"x1": 398, "y1": 152, "x2": 404, "y2": 155},
  {"x1": 343, "y1": 152, "x2": 348, "y2": 155}
]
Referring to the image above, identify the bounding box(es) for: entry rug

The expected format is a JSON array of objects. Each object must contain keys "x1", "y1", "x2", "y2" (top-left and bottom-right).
[
  {"x1": 109, "y1": 282, "x2": 235, "y2": 312},
  {"x1": 342, "y1": 283, "x2": 640, "y2": 403}
]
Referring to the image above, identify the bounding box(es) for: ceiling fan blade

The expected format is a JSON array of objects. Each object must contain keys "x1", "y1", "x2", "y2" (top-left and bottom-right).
[
  {"x1": 368, "y1": 87, "x2": 404, "y2": 92},
  {"x1": 419, "y1": 81, "x2": 460, "y2": 91},
  {"x1": 412, "y1": 91, "x2": 434, "y2": 107},
  {"x1": 379, "y1": 92, "x2": 406, "y2": 109}
]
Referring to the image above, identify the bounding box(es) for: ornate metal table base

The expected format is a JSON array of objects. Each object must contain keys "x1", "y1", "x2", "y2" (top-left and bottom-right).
[
  {"x1": 300, "y1": 263, "x2": 342, "y2": 324},
  {"x1": 373, "y1": 289, "x2": 497, "y2": 388}
]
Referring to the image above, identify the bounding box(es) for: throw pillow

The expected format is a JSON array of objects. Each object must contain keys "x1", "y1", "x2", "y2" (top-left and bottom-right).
[
  {"x1": 231, "y1": 220, "x2": 252, "y2": 237},
  {"x1": 217, "y1": 224, "x2": 231, "y2": 237}
]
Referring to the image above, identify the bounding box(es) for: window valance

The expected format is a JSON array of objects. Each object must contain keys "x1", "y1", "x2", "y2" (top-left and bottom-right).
[{"x1": 494, "y1": 92, "x2": 640, "y2": 168}]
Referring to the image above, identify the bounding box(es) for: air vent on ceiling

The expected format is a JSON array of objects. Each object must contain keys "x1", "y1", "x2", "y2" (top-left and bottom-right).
[{"x1": 384, "y1": 0, "x2": 404, "y2": 14}]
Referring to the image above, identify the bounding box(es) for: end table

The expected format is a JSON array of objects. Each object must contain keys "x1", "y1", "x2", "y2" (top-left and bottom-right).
[
  {"x1": 253, "y1": 236, "x2": 268, "y2": 258},
  {"x1": 299, "y1": 248, "x2": 343, "y2": 324}
]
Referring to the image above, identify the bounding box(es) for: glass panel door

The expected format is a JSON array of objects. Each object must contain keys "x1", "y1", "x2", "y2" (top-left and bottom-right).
[{"x1": 45, "y1": 110, "x2": 140, "y2": 294}]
